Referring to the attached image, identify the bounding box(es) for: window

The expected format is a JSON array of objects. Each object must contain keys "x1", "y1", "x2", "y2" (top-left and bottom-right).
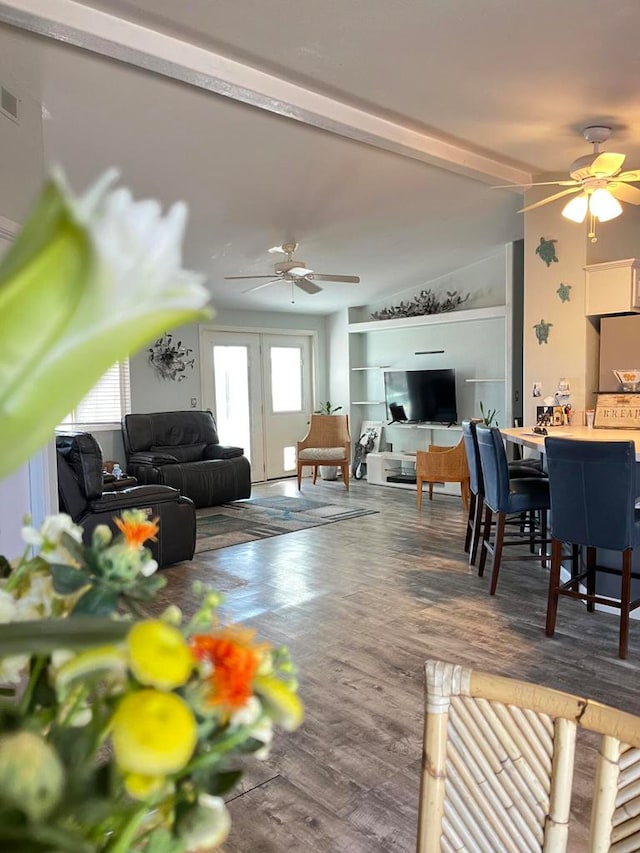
[{"x1": 59, "y1": 360, "x2": 131, "y2": 429}]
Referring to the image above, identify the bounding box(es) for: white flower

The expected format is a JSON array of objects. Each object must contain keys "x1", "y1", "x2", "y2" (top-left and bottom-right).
[
  {"x1": 13, "y1": 574, "x2": 56, "y2": 620},
  {"x1": 22, "y1": 514, "x2": 84, "y2": 566},
  {"x1": 230, "y1": 696, "x2": 261, "y2": 728},
  {"x1": 177, "y1": 794, "x2": 231, "y2": 852},
  {"x1": 0, "y1": 590, "x2": 17, "y2": 624},
  {"x1": 0, "y1": 170, "x2": 212, "y2": 481},
  {"x1": 0, "y1": 654, "x2": 29, "y2": 684}
]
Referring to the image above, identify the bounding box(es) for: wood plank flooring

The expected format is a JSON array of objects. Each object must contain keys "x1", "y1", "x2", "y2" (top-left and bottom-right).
[{"x1": 156, "y1": 478, "x2": 640, "y2": 852}]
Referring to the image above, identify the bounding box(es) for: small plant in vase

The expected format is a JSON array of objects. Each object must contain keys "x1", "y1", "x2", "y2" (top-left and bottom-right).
[
  {"x1": 314, "y1": 402, "x2": 343, "y2": 415},
  {"x1": 480, "y1": 401, "x2": 499, "y2": 427}
]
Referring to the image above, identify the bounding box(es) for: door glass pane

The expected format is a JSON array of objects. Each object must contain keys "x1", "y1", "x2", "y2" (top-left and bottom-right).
[
  {"x1": 213, "y1": 345, "x2": 251, "y2": 461},
  {"x1": 271, "y1": 347, "x2": 302, "y2": 412}
]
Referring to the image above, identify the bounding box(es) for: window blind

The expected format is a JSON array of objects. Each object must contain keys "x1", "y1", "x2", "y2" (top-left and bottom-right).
[{"x1": 60, "y1": 360, "x2": 131, "y2": 428}]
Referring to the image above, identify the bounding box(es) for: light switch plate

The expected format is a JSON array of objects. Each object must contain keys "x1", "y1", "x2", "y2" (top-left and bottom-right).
[{"x1": 190, "y1": 397, "x2": 198, "y2": 408}]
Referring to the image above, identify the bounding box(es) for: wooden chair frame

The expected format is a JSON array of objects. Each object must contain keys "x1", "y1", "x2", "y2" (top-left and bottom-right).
[
  {"x1": 296, "y1": 414, "x2": 351, "y2": 491},
  {"x1": 418, "y1": 659, "x2": 640, "y2": 852},
  {"x1": 416, "y1": 440, "x2": 470, "y2": 511}
]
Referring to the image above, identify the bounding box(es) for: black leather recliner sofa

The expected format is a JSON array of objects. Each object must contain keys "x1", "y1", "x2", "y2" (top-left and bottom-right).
[
  {"x1": 56, "y1": 433, "x2": 196, "y2": 567},
  {"x1": 121, "y1": 411, "x2": 251, "y2": 509}
]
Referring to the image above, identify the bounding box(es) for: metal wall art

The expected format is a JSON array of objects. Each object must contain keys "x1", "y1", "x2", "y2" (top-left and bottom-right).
[
  {"x1": 556, "y1": 282, "x2": 571, "y2": 302},
  {"x1": 535, "y1": 237, "x2": 559, "y2": 267},
  {"x1": 149, "y1": 333, "x2": 195, "y2": 381},
  {"x1": 534, "y1": 319, "x2": 553, "y2": 345},
  {"x1": 370, "y1": 289, "x2": 469, "y2": 320}
]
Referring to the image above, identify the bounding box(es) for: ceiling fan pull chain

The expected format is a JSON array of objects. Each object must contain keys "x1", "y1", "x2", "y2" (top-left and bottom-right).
[{"x1": 588, "y1": 212, "x2": 598, "y2": 243}]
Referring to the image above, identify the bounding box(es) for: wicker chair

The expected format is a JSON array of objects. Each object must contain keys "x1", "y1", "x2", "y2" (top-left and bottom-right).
[
  {"x1": 417, "y1": 659, "x2": 640, "y2": 852},
  {"x1": 296, "y1": 414, "x2": 351, "y2": 491},
  {"x1": 416, "y1": 439, "x2": 470, "y2": 510}
]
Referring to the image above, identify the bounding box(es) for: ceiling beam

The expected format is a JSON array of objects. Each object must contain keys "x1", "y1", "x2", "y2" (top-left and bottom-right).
[{"x1": 0, "y1": 0, "x2": 532, "y2": 187}]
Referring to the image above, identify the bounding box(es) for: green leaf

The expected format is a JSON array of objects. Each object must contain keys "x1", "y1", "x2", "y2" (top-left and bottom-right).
[
  {"x1": 198, "y1": 768, "x2": 243, "y2": 796},
  {"x1": 58, "y1": 531, "x2": 89, "y2": 567},
  {"x1": 71, "y1": 587, "x2": 119, "y2": 617},
  {"x1": 50, "y1": 564, "x2": 92, "y2": 595},
  {"x1": 0, "y1": 619, "x2": 129, "y2": 655}
]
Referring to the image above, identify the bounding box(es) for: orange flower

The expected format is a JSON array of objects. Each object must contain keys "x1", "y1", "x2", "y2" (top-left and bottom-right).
[
  {"x1": 190, "y1": 626, "x2": 268, "y2": 712},
  {"x1": 114, "y1": 509, "x2": 159, "y2": 549}
]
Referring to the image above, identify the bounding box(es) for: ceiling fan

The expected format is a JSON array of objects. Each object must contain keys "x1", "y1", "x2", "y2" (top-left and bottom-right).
[
  {"x1": 224, "y1": 242, "x2": 360, "y2": 299},
  {"x1": 497, "y1": 126, "x2": 640, "y2": 242}
]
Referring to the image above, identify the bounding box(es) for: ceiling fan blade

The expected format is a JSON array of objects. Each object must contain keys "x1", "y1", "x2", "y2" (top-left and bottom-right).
[
  {"x1": 242, "y1": 279, "x2": 281, "y2": 293},
  {"x1": 608, "y1": 182, "x2": 640, "y2": 205},
  {"x1": 288, "y1": 266, "x2": 314, "y2": 276},
  {"x1": 590, "y1": 151, "x2": 625, "y2": 177},
  {"x1": 518, "y1": 187, "x2": 581, "y2": 213},
  {"x1": 295, "y1": 278, "x2": 323, "y2": 295},
  {"x1": 224, "y1": 274, "x2": 279, "y2": 280},
  {"x1": 308, "y1": 274, "x2": 360, "y2": 283},
  {"x1": 491, "y1": 180, "x2": 578, "y2": 189},
  {"x1": 616, "y1": 170, "x2": 640, "y2": 182},
  {"x1": 268, "y1": 245, "x2": 285, "y2": 254}
]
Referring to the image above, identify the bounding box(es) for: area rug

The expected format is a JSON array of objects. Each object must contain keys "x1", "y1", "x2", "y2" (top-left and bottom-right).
[{"x1": 195, "y1": 495, "x2": 377, "y2": 553}]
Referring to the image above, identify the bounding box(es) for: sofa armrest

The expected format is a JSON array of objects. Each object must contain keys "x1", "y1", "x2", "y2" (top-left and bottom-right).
[
  {"x1": 203, "y1": 444, "x2": 244, "y2": 460},
  {"x1": 128, "y1": 452, "x2": 179, "y2": 466}
]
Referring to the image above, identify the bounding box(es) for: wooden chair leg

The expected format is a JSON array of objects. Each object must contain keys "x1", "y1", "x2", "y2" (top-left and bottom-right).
[
  {"x1": 586, "y1": 546, "x2": 596, "y2": 612},
  {"x1": 470, "y1": 494, "x2": 484, "y2": 567},
  {"x1": 464, "y1": 492, "x2": 476, "y2": 553},
  {"x1": 489, "y1": 512, "x2": 506, "y2": 595},
  {"x1": 342, "y1": 462, "x2": 349, "y2": 491},
  {"x1": 416, "y1": 478, "x2": 423, "y2": 510},
  {"x1": 570, "y1": 544, "x2": 580, "y2": 579},
  {"x1": 619, "y1": 549, "x2": 632, "y2": 660},
  {"x1": 461, "y1": 479, "x2": 470, "y2": 511},
  {"x1": 312, "y1": 465, "x2": 318, "y2": 485},
  {"x1": 529, "y1": 510, "x2": 536, "y2": 553},
  {"x1": 428, "y1": 483, "x2": 434, "y2": 502},
  {"x1": 478, "y1": 504, "x2": 492, "y2": 578},
  {"x1": 546, "y1": 537, "x2": 563, "y2": 637}
]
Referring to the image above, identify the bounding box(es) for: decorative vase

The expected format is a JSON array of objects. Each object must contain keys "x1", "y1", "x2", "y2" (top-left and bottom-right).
[{"x1": 320, "y1": 466, "x2": 339, "y2": 481}]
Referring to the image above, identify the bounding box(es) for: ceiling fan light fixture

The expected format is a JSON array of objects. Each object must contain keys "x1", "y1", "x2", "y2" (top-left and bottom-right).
[
  {"x1": 562, "y1": 194, "x2": 588, "y2": 223},
  {"x1": 589, "y1": 188, "x2": 623, "y2": 222}
]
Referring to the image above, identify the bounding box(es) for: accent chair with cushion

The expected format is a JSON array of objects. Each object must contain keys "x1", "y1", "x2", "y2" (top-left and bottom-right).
[
  {"x1": 296, "y1": 414, "x2": 351, "y2": 491},
  {"x1": 56, "y1": 432, "x2": 196, "y2": 568},
  {"x1": 122, "y1": 410, "x2": 251, "y2": 509},
  {"x1": 415, "y1": 438, "x2": 470, "y2": 510}
]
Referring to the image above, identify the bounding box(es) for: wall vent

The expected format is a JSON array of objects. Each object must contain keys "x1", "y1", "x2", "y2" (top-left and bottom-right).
[{"x1": 0, "y1": 86, "x2": 19, "y2": 123}]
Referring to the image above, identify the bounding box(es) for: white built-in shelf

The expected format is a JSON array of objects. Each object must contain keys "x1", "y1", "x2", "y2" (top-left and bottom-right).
[
  {"x1": 348, "y1": 305, "x2": 506, "y2": 334},
  {"x1": 351, "y1": 365, "x2": 391, "y2": 371},
  {"x1": 385, "y1": 422, "x2": 463, "y2": 433},
  {"x1": 352, "y1": 400, "x2": 385, "y2": 405},
  {"x1": 465, "y1": 378, "x2": 506, "y2": 383}
]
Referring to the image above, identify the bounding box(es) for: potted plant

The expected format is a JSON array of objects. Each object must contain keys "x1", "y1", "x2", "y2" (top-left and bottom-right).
[
  {"x1": 480, "y1": 401, "x2": 499, "y2": 427},
  {"x1": 314, "y1": 402, "x2": 343, "y2": 479}
]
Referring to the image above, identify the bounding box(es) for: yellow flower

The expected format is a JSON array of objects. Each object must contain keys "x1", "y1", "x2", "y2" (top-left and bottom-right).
[
  {"x1": 124, "y1": 772, "x2": 167, "y2": 800},
  {"x1": 111, "y1": 689, "x2": 197, "y2": 776},
  {"x1": 127, "y1": 620, "x2": 193, "y2": 690},
  {"x1": 253, "y1": 674, "x2": 304, "y2": 731}
]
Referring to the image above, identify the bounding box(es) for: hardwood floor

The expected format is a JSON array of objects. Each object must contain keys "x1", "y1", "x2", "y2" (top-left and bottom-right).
[{"x1": 158, "y1": 478, "x2": 640, "y2": 852}]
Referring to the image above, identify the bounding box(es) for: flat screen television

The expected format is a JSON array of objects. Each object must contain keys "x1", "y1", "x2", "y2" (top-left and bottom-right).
[{"x1": 383, "y1": 368, "x2": 457, "y2": 424}]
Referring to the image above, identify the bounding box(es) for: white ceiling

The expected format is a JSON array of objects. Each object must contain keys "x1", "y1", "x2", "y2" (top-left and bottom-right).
[{"x1": 2, "y1": 0, "x2": 640, "y2": 314}]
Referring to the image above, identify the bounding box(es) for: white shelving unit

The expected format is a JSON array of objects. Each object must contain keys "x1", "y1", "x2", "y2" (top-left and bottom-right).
[{"x1": 347, "y1": 303, "x2": 512, "y2": 482}]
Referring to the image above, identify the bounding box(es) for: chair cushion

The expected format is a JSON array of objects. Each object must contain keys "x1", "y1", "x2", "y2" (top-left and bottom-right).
[
  {"x1": 299, "y1": 447, "x2": 347, "y2": 461},
  {"x1": 505, "y1": 477, "x2": 550, "y2": 514}
]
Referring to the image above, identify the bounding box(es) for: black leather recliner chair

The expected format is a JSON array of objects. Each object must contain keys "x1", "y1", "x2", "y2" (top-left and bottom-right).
[
  {"x1": 121, "y1": 411, "x2": 251, "y2": 509},
  {"x1": 56, "y1": 433, "x2": 196, "y2": 568}
]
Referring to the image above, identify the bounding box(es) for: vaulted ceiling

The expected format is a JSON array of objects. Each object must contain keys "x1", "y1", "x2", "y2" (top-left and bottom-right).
[{"x1": 1, "y1": 0, "x2": 640, "y2": 314}]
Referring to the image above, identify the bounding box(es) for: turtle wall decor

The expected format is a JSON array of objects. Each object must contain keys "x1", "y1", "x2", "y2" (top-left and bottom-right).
[
  {"x1": 556, "y1": 282, "x2": 571, "y2": 303},
  {"x1": 534, "y1": 319, "x2": 553, "y2": 345},
  {"x1": 535, "y1": 237, "x2": 559, "y2": 267}
]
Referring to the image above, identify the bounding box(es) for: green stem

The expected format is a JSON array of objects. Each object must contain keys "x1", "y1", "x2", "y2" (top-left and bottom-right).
[
  {"x1": 18, "y1": 654, "x2": 47, "y2": 715},
  {"x1": 105, "y1": 804, "x2": 149, "y2": 853}
]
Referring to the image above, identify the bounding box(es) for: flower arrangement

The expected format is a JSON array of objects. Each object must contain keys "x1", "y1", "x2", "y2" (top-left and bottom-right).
[
  {"x1": 0, "y1": 170, "x2": 302, "y2": 850},
  {"x1": 0, "y1": 512, "x2": 302, "y2": 851}
]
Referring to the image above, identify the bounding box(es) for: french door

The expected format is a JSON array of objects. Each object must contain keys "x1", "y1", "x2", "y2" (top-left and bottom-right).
[{"x1": 200, "y1": 329, "x2": 315, "y2": 481}]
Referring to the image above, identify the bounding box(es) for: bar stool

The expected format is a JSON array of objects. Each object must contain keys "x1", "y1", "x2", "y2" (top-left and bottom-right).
[
  {"x1": 476, "y1": 425, "x2": 550, "y2": 594},
  {"x1": 462, "y1": 420, "x2": 546, "y2": 567},
  {"x1": 545, "y1": 437, "x2": 640, "y2": 659}
]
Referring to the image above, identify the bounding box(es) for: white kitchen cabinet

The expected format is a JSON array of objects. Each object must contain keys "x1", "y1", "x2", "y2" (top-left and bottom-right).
[{"x1": 585, "y1": 258, "x2": 640, "y2": 316}]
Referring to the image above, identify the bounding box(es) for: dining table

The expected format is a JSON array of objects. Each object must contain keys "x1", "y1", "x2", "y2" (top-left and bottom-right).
[{"x1": 500, "y1": 424, "x2": 640, "y2": 461}]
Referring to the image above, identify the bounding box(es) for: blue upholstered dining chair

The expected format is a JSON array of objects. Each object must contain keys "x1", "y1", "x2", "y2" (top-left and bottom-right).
[
  {"x1": 475, "y1": 425, "x2": 550, "y2": 594},
  {"x1": 545, "y1": 437, "x2": 640, "y2": 659},
  {"x1": 462, "y1": 420, "x2": 546, "y2": 568}
]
